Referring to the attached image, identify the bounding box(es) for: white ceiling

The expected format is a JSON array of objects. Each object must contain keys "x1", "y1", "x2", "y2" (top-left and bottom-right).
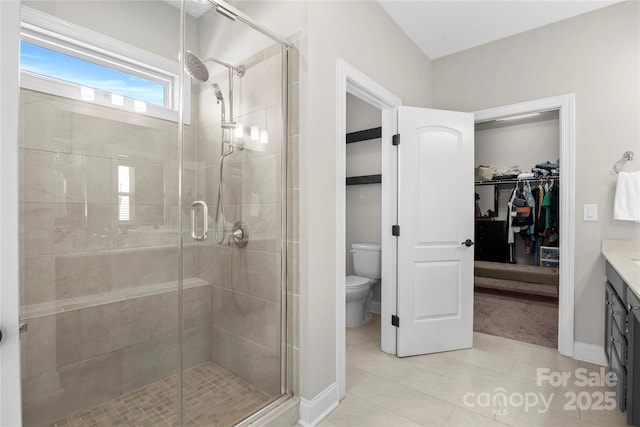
[{"x1": 377, "y1": 0, "x2": 623, "y2": 60}]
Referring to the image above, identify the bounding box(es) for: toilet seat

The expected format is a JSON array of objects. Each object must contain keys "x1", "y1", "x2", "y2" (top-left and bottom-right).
[{"x1": 345, "y1": 275, "x2": 371, "y2": 292}]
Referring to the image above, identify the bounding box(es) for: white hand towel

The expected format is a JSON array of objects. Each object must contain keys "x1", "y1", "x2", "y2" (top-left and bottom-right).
[{"x1": 614, "y1": 171, "x2": 640, "y2": 221}]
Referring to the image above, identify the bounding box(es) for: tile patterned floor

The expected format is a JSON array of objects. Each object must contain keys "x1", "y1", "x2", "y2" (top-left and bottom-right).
[
  {"x1": 49, "y1": 362, "x2": 273, "y2": 427},
  {"x1": 319, "y1": 314, "x2": 628, "y2": 427}
]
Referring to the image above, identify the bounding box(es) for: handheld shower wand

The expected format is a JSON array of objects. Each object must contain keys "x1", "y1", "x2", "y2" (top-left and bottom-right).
[{"x1": 184, "y1": 52, "x2": 245, "y2": 245}]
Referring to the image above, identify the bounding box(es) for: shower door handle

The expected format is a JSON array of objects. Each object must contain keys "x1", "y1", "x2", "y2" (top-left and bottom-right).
[{"x1": 191, "y1": 201, "x2": 208, "y2": 241}]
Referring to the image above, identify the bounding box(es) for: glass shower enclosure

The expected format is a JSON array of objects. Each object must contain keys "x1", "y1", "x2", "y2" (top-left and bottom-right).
[{"x1": 17, "y1": 0, "x2": 289, "y2": 425}]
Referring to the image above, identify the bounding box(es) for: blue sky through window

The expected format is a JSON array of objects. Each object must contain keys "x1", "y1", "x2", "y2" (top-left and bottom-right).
[{"x1": 20, "y1": 41, "x2": 166, "y2": 106}]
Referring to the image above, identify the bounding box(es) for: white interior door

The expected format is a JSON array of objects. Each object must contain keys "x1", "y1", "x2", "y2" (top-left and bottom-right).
[{"x1": 396, "y1": 106, "x2": 474, "y2": 357}]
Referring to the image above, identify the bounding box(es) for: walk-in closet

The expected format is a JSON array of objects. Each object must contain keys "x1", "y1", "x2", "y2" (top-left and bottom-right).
[{"x1": 473, "y1": 110, "x2": 560, "y2": 348}]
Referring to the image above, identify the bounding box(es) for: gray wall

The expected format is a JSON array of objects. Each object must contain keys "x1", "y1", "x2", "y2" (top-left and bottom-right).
[
  {"x1": 433, "y1": 0, "x2": 640, "y2": 346},
  {"x1": 302, "y1": 0, "x2": 432, "y2": 400}
]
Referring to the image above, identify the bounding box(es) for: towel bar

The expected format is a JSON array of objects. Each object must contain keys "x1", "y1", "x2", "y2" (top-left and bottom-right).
[{"x1": 614, "y1": 151, "x2": 634, "y2": 174}]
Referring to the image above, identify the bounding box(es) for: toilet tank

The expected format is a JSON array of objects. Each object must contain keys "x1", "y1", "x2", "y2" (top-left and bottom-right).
[{"x1": 351, "y1": 243, "x2": 381, "y2": 279}]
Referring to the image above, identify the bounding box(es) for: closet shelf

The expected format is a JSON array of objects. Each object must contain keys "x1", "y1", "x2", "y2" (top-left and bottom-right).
[
  {"x1": 346, "y1": 174, "x2": 382, "y2": 185},
  {"x1": 475, "y1": 176, "x2": 559, "y2": 186},
  {"x1": 346, "y1": 127, "x2": 381, "y2": 144}
]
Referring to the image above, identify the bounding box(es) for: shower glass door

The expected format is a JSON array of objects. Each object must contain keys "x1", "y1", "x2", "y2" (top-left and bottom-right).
[
  {"x1": 18, "y1": 1, "x2": 184, "y2": 425},
  {"x1": 17, "y1": 0, "x2": 287, "y2": 425},
  {"x1": 181, "y1": 1, "x2": 288, "y2": 424}
]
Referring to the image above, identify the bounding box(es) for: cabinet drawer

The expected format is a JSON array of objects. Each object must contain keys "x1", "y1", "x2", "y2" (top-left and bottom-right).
[
  {"x1": 607, "y1": 262, "x2": 627, "y2": 303},
  {"x1": 627, "y1": 286, "x2": 640, "y2": 312},
  {"x1": 611, "y1": 289, "x2": 629, "y2": 338},
  {"x1": 612, "y1": 319, "x2": 628, "y2": 367},
  {"x1": 540, "y1": 246, "x2": 559, "y2": 260},
  {"x1": 606, "y1": 284, "x2": 614, "y2": 365},
  {"x1": 612, "y1": 345, "x2": 627, "y2": 412}
]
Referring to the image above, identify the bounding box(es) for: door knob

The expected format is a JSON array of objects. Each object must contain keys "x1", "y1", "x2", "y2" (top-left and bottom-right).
[{"x1": 462, "y1": 239, "x2": 474, "y2": 247}]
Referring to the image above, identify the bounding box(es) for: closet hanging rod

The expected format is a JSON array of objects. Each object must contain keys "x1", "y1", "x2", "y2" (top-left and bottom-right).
[
  {"x1": 613, "y1": 151, "x2": 634, "y2": 174},
  {"x1": 475, "y1": 177, "x2": 559, "y2": 186}
]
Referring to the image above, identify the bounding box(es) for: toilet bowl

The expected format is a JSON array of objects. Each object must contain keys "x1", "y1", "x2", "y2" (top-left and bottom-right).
[
  {"x1": 345, "y1": 275, "x2": 376, "y2": 327},
  {"x1": 345, "y1": 243, "x2": 381, "y2": 328}
]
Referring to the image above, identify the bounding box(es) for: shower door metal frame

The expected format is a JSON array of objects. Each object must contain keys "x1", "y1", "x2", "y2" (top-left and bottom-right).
[{"x1": 0, "y1": 1, "x2": 22, "y2": 425}]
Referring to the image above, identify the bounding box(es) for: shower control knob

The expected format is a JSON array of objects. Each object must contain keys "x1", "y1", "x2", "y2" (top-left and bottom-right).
[
  {"x1": 462, "y1": 239, "x2": 474, "y2": 247},
  {"x1": 231, "y1": 222, "x2": 249, "y2": 248}
]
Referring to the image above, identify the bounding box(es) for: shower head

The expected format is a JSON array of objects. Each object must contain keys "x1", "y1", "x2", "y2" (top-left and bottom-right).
[
  {"x1": 212, "y1": 83, "x2": 224, "y2": 104},
  {"x1": 184, "y1": 51, "x2": 209, "y2": 82}
]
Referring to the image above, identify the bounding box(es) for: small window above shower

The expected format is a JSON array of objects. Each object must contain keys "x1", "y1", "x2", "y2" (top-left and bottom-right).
[{"x1": 19, "y1": 6, "x2": 191, "y2": 123}]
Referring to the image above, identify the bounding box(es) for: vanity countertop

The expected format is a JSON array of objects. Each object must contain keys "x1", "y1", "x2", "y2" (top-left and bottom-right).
[{"x1": 602, "y1": 240, "x2": 640, "y2": 297}]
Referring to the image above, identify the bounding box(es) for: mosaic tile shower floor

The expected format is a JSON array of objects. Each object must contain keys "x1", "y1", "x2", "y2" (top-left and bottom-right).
[{"x1": 48, "y1": 362, "x2": 274, "y2": 427}]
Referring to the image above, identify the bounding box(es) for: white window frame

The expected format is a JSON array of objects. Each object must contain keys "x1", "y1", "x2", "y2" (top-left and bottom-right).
[
  {"x1": 20, "y1": 6, "x2": 190, "y2": 124},
  {"x1": 118, "y1": 164, "x2": 135, "y2": 223}
]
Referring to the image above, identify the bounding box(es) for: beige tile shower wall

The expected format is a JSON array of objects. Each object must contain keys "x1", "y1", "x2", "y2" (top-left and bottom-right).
[
  {"x1": 196, "y1": 45, "x2": 286, "y2": 396},
  {"x1": 21, "y1": 288, "x2": 211, "y2": 426},
  {"x1": 19, "y1": 90, "x2": 200, "y2": 304},
  {"x1": 18, "y1": 89, "x2": 208, "y2": 425}
]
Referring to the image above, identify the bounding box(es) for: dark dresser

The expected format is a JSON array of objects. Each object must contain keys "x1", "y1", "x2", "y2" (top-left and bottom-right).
[{"x1": 475, "y1": 219, "x2": 508, "y2": 263}]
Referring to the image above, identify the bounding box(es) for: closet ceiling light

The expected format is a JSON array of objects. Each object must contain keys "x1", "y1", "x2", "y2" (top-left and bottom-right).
[{"x1": 495, "y1": 112, "x2": 541, "y2": 122}]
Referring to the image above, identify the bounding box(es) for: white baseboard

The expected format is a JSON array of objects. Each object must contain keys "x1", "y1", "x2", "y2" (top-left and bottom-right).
[
  {"x1": 370, "y1": 300, "x2": 381, "y2": 315},
  {"x1": 573, "y1": 341, "x2": 607, "y2": 366},
  {"x1": 298, "y1": 382, "x2": 339, "y2": 427}
]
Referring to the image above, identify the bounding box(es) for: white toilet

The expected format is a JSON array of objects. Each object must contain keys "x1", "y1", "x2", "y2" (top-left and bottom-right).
[{"x1": 346, "y1": 243, "x2": 381, "y2": 328}]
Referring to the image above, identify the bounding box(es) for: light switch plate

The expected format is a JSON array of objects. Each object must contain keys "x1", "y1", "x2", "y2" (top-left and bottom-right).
[{"x1": 584, "y1": 204, "x2": 598, "y2": 222}]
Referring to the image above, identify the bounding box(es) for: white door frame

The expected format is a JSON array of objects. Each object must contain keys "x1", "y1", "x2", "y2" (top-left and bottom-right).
[
  {"x1": 474, "y1": 94, "x2": 576, "y2": 358},
  {"x1": 0, "y1": 0, "x2": 23, "y2": 425},
  {"x1": 336, "y1": 59, "x2": 401, "y2": 400},
  {"x1": 336, "y1": 63, "x2": 575, "y2": 398}
]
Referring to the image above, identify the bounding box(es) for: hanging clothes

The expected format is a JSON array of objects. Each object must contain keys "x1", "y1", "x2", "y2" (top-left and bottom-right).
[
  {"x1": 507, "y1": 183, "x2": 535, "y2": 263},
  {"x1": 534, "y1": 180, "x2": 561, "y2": 248},
  {"x1": 523, "y1": 181, "x2": 536, "y2": 232},
  {"x1": 507, "y1": 186, "x2": 518, "y2": 263},
  {"x1": 522, "y1": 181, "x2": 537, "y2": 254},
  {"x1": 548, "y1": 180, "x2": 560, "y2": 243},
  {"x1": 535, "y1": 182, "x2": 547, "y2": 236}
]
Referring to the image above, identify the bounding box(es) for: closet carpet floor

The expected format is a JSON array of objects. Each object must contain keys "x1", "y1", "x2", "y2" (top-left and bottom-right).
[{"x1": 474, "y1": 288, "x2": 558, "y2": 348}]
